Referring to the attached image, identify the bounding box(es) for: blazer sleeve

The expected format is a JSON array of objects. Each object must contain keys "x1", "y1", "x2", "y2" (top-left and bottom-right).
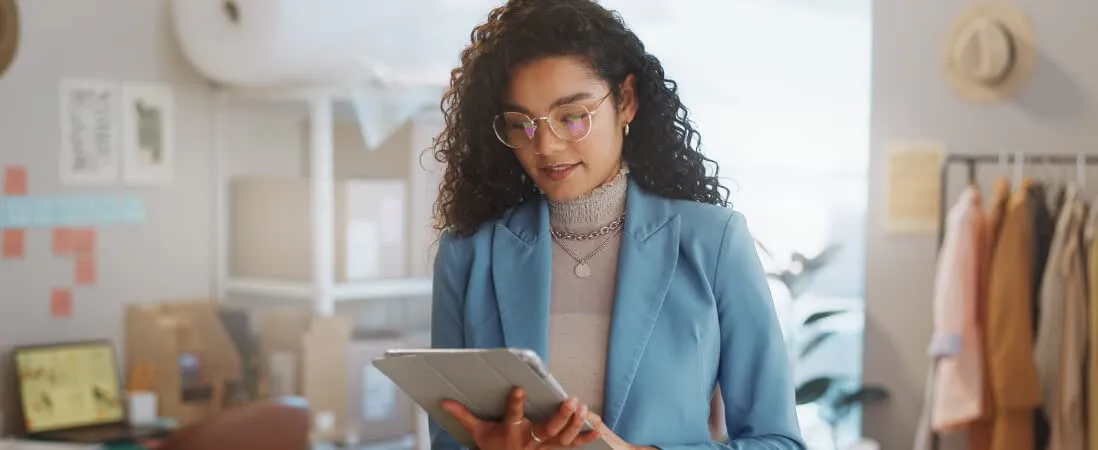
[
  {"x1": 429, "y1": 231, "x2": 473, "y2": 450},
  {"x1": 659, "y1": 212, "x2": 806, "y2": 450}
]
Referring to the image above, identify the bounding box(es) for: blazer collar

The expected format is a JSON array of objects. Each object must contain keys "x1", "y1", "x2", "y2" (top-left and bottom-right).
[{"x1": 491, "y1": 178, "x2": 680, "y2": 429}]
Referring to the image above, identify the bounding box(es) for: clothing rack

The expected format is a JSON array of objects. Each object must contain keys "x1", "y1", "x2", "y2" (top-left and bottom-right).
[
  {"x1": 930, "y1": 152, "x2": 1098, "y2": 450},
  {"x1": 937, "y1": 153, "x2": 1098, "y2": 246}
]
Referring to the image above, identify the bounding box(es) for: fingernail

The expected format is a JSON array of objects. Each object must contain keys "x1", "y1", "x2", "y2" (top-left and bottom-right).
[
  {"x1": 567, "y1": 398, "x2": 578, "y2": 410},
  {"x1": 579, "y1": 404, "x2": 588, "y2": 416}
]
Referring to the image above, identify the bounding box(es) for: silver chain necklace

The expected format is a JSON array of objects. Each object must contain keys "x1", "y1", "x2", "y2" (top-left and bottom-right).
[
  {"x1": 551, "y1": 226, "x2": 623, "y2": 278},
  {"x1": 550, "y1": 214, "x2": 626, "y2": 241}
]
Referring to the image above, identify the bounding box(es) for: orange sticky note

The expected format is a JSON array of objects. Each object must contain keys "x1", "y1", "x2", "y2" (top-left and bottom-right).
[
  {"x1": 72, "y1": 228, "x2": 96, "y2": 255},
  {"x1": 75, "y1": 256, "x2": 96, "y2": 285},
  {"x1": 52, "y1": 228, "x2": 74, "y2": 255},
  {"x1": 3, "y1": 166, "x2": 27, "y2": 195},
  {"x1": 51, "y1": 288, "x2": 73, "y2": 318},
  {"x1": 2, "y1": 229, "x2": 24, "y2": 259}
]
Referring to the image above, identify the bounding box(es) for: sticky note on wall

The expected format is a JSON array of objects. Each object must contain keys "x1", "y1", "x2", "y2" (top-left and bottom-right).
[
  {"x1": 5, "y1": 197, "x2": 30, "y2": 227},
  {"x1": 51, "y1": 288, "x2": 73, "y2": 318},
  {"x1": 75, "y1": 256, "x2": 96, "y2": 286},
  {"x1": 3, "y1": 166, "x2": 27, "y2": 195},
  {"x1": 3, "y1": 229, "x2": 24, "y2": 259}
]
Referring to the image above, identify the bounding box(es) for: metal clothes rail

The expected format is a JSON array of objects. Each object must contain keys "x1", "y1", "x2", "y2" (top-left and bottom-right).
[
  {"x1": 931, "y1": 152, "x2": 1098, "y2": 450},
  {"x1": 937, "y1": 152, "x2": 1098, "y2": 246}
]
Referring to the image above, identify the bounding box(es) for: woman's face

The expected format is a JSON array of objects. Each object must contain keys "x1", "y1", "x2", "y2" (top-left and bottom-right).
[{"x1": 501, "y1": 56, "x2": 636, "y2": 202}]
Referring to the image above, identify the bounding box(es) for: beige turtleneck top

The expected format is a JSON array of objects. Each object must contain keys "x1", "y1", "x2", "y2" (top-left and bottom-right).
[{"x1": 546, "y1": 171, "x2": 628, "y2": 416}]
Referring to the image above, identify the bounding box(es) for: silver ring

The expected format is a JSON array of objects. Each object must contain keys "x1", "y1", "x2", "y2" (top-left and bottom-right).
[
  {"x1": 510, "y1": 418, "x2": 526, "y2": 426},
  {"x1": 530, "y1": 429, "x2": 544, "y2": 444}
]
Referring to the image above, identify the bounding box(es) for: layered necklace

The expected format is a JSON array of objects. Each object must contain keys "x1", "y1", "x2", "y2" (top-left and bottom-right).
[{"x1": 550, "y1": 214, "x2": 625, "y2": 278}]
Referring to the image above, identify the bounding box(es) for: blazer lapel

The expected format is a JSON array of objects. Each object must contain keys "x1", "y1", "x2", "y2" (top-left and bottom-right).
[
  {"x1": 602, "y1": 180, "x2": 680, "y2": 429},
  {"x1": 492, "y1": 199, "x2": 553, "y2": 361}
]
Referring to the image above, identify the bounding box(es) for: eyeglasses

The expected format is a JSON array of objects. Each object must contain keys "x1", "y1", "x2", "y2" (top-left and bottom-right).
[{"x1": 492, "y1": 92, "x2": 613, "y2": 149}]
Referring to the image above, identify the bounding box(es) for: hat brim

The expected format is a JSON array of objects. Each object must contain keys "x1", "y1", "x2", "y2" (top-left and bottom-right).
[
  {"x1": 0, "y1": 0, "x2": 18, "y2": 79},
  {"x1": 942, "y1": 2, "x2": 1036, "y2": 102}
]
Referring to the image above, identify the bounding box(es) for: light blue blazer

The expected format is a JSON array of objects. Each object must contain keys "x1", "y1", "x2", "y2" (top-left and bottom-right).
[{"x1": 431, "y1": 179, "x2": 805, "y2": 450}]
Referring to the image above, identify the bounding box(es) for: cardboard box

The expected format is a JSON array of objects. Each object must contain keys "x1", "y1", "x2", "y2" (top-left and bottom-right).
[
  {"x1": 123, "y1": 301, "x2": 244, "y2": 426},
  {"x1": 257, "y1": 310, "x2": 351, "y2": 442},
  {"x1": 230, "y1": 177, "x2": 407, "y2": 282}
]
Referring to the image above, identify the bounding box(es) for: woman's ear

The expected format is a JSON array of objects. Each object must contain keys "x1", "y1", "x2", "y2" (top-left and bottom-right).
[{"x1": 619, "y1": 74, "x2": 638, "y2": 125}]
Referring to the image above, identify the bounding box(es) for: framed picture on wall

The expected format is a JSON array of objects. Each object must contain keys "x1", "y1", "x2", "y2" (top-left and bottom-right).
[
  {"x1": 120, "y1": 83, "x2": 175, "y2": 185},
  {"x1": 59, "y1": 79, "x2": 121, "y2": 186}
]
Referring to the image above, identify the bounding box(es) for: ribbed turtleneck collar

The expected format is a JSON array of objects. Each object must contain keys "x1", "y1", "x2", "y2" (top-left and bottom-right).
[{"x1": 548, "y1": 167, "x2": 628, "y2": 234}]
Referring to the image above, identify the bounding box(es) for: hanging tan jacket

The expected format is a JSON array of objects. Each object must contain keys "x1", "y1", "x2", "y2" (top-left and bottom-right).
[
  {"x1": 969, "y1": 178, "x2": 1010, "y2": 450},
  {"x1": 1086, "y1": 203, "x2": 1098, "y2": 450},
  {"x1": 984, "y1": 181, "x2": 1042, "y2": 450},
  {"x1": 1055, "y1": 196, "x2": 1086, "y2": 450},
  {"x1": 1034, "y1": 187, "x2": 1075, "y2": 448}
]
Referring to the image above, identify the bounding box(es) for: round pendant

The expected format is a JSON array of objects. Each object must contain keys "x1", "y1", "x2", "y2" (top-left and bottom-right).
[{"x1": 574, "y1": 262, "x2": 592, "y2": 278}]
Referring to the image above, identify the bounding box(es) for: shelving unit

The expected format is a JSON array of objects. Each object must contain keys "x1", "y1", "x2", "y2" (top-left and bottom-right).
[
  {"x1": 210, "y1": 83, "x2": 435, "y2": 450},
  {"x1": 210, "y1": 84, "x2": 436, "y2": 315}
]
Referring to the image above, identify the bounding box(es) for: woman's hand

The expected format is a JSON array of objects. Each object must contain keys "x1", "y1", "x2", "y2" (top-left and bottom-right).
[
  {"x1": 442, "y1": 387, "x2": 602, "y2": 450},
  {"x1": 582, "y1": 412, "x2": 644, "y2": 450}
]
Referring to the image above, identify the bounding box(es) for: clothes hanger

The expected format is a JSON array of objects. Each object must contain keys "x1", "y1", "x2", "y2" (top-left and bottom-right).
[
  {"x1": 1077, "y1": 153, "x2": 1086, "y2": 188},
  {"x1": 1011, "y1": 151, "x2": 1024, "y2": 187}
]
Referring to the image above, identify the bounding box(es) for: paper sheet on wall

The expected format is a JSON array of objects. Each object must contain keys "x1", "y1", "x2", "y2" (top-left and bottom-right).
[
  {"x1": 2, "y1": 229, "x2": 24, "y2": 259},
  {"x1": 50, "y1": 289, "x2": 73, "y2": 319},
  {"x1": 884, "y1": 142, "x2": 944, "y2": 235},
  {"x1": 363, "y1": 364, "x2": 396, "y2": 421},
  {"x1": 3, "y1": 166, "x2": 28, "y2": 195}
]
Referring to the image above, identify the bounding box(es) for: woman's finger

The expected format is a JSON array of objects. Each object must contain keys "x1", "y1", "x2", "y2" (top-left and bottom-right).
[
  {"x1": 441, "y1": 400, "x2": 484, "y2": 435},
  {"x1": 571, "y1": 413, "x2": 604, "y2": 447},
  {"x1": 541, "y1": 397, "x2": 579, "y2": 438},
  {"x1": 557, "y1": 404, "x2": 589, "y2": 445},
  {"x1": 504, "y1": 387, "x2": 527, "y2": 425}
]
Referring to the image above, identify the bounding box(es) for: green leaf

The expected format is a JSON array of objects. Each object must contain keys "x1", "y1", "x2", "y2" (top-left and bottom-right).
[
  {"x1": 835, "y1": 385, "x2": 891, "y2": 409},
  {"x1": 795, "y1": 377, "x2": 833, "y2": 405},
  {"x1": 800, "y1": 331, "x2": 836, "y2": 358},
  {"x1": 802, "y1": 310, "x2": 847, "y2": 327}
]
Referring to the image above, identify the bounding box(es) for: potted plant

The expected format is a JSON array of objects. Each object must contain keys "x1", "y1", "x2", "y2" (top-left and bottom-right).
[{"x1": 759, "y1": 241, "x2": 890, "y2": 450}]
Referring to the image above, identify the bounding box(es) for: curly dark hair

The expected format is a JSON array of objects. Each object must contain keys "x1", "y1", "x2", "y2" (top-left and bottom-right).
[{"x1": 431, "y1": 0, "x2": 730, "y2": 237}]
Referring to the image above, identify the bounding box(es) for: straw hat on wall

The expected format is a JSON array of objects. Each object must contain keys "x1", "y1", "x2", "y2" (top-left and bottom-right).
[
  {"x1": 0, "y1": 0, "x2": 18, "y2": 79},
  {"x1": 942, "y1": 2, "x2": 1036, "y2": 102}
]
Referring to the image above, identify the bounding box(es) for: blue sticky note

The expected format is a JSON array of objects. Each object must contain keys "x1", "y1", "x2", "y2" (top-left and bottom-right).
[
  {"x1": 51, "y1": 197, "x2": 77, "y2": 226},
  {"x1": 5, "y1": 197, "x2": 30, "y2": 227},
  {"x1": 121, "y1": 196, "x2": 146, "y2": 224},
  {"x1": 29, "y1": 197, "x2": 55, "y2": 227},
  {"x1": 96, "y1": 196, "x2": 123, "y2": 224},
  {"x1": 0, "y1": 198, "x2": 6, "y2": 227}
]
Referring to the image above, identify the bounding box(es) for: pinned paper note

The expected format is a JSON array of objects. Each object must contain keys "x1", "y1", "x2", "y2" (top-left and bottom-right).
[
  {"x1": 3, "y1": 166, "x2": 27, "y2": 195},
  {"x1": 52, "y1": 228, "x2": 74, "y2": 255},
  {"x1": 2, "y1": 229, "x2": 24, "y2": 259},
  {"x1": 72, "y1": 228, "x2": 96, "y2": 255},
  {"x1": 29, "y1": 198, "x2": 54, "y2": 227},
  {"x1": 5, "y1": 197, "x2": 30, "y2": 227},
  {"x1": 75, "y1": 256, "x2": 96, "y2": 285},
  {"x1": 885, "y1": 142, "x2": 945, "y2": 234},
  {"x1": 51, "y1": 288, "x2": 73, "y2": 318},
  {"x1": 120, "y1": 196, "x2": 146, "y2": 223}
]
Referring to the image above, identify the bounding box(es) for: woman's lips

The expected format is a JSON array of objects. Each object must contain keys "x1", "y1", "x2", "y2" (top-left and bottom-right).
[{"x1": 542, "y1": 163, "x2": 580, "y2": 181}]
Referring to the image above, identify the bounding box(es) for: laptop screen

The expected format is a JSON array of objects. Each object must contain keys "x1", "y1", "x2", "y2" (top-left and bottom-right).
[{"x1": 15, "y1": 342, "x2": 126, "y2": 433}]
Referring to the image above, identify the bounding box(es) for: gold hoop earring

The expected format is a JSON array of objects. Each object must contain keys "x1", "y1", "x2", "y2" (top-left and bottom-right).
[{"x1": 624, "y1": 123, "x2": 630, "y2": 136}]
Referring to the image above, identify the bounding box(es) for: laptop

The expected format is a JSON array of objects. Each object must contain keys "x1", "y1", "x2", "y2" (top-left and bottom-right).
[{"x1": 12, "y1": 340, "x2": 162, "y2": 444}]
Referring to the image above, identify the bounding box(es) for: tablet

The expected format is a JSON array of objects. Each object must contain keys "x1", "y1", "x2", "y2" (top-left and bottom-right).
[{"x1": 372, "y1": 348, "x2": 611, "y2": 450}]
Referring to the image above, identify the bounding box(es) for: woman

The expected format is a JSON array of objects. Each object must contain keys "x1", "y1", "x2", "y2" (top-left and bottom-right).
[{"x1": 429, "y1": 1, "x2": 804, "y2": 449}]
